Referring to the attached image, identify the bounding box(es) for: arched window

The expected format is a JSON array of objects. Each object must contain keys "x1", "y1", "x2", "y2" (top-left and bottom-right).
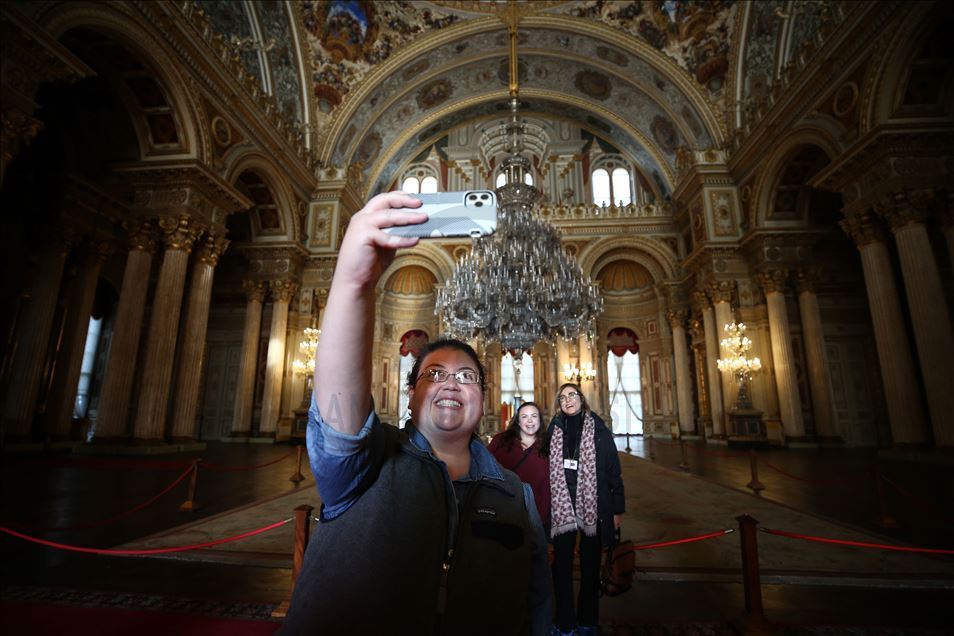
[
  {"x1": 401, "y1": 164, "x2": 440, "y2": 194},
  {"x1": 592, "y1": 158, "x2": 634, "y2": 206},
  {"x1": 606, "y1": 327, "x2": 642, "y2": 435},
  {"x1": 402, "y1": 176, "x2": 420, "y2": 193},
  {"x1": 496, "y1": 171, "x2": 534, "y2": 188},
  {"x1": 420, "y1": 175, "x2": 438, "y2": 193},
  {"x1": 500, "y1": 351, "x2": 534, "y2": 426}
]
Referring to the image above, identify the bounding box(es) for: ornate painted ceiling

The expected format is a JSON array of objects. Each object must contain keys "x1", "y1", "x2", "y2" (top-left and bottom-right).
[{"x1": 197, "y1": 1, "x2": 841, "y2": 195}]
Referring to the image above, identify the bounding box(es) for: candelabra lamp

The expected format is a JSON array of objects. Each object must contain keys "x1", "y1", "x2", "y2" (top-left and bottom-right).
[
  {"x1": 562, "y1": 361, "x2": 596, "y2": 385},
  {"x1": 717, "y1": 322, "x2": 767, "y2": 446},
  {"x1": 291, "y1": 327, "x2": 320, "y2": 440}
]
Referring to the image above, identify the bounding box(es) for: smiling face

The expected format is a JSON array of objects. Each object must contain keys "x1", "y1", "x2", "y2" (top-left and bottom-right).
[
  {"x1": 517, "y1": 403, "x2": 541, "y2": 438},
  {"x1": 407, "y1": 347, "x2": 483, "y2": 445},
  {"x1": 558, "y1": 384, "x2": 583, "y2": 416}
]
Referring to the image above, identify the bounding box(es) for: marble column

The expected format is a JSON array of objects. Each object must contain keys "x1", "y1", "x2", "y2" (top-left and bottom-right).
[
  {"x1": 1, "y1": 228, "x2": 76, "y2": 439},
  {"x1": 710, "y1": 281, "x2": 738, "y2": 414},
  {"x1": 759, "y1": 269, "x2": 805, "y2": 439},
  {"x1": 259, "y1": 280, "x2": 298, "y2": 436},
  {"x1": 881, "y1": 191, "x2": 954, "y2": 446},
  {"x1": 133, "y1": 216, "x2": 201, "y2": 441},
  {"x1": 840, "y1": 209, "x2": 928, "y2": 445},
  {"x1": 230, "y1": 280, "x2": 267, "y2": 437},
  {"x1": 697, "y1": 293, "x2": 726, "y2": 437},
  {"x1": 169, "y1": 234, "x2": 229, "y2": 441},
  {"x1": 94, "y1": 222, "x2": 156, "y2": 439},
  {"x1": 668, "y1": 309, "x2": 695, "y2": 433},
  {"x1": 48, "y1": 240, "x2": 113, "y2": 438},
  {"x1": 795, "y1": 269, "x2": 838, "y2": 441}
]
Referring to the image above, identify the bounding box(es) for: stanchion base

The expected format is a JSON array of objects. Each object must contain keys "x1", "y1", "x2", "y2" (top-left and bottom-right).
[
  {"x1": 746, "y1": 481, "x2": 766, "y2": 493},
  {"x1": 289, "y1": 472, "x2": 305, "y2": 483},
  {"x1": 178, "y1": 501, "x2": 201, "y2": 512},
  {"x1": 271, "y1": 599, "x2": 291, "y2": 619}
]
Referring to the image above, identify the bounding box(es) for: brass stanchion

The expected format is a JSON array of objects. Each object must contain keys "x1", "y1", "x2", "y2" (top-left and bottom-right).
[
  {"x1": 874, "y1": 472, "x2": 897, "y2": 528},
  {"x1": 736, "y1": 514, "x2": 770, "y2": 633},
  {"x1": 746, "y1": 450, "x2": 765, "y2": 493},
  {"x1": 271, "y1": 504, "x2": 315, "y2": 619},
  {"x1": 648, "y1": 435, "x2": 656, "y2": 460},
  {"x1": 289, "y1": 445, "x2": 305, "y2": 483},
  {"x1": 179, "y1": 459, "x2": 201, "y2": 512},
  {"x1": 678, "y1": 440, "x2": 690, "y2": 471}
]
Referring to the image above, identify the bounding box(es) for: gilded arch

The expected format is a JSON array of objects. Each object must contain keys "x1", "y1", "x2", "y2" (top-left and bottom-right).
[
  {"x1": 226, "y1": 152, "x2": 300, "y2": 243},
  {"x1": 578, "y1": 235, "x2": 678, "y2": 284}
]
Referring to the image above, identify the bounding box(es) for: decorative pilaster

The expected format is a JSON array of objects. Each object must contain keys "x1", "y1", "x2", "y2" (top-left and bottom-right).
[
  {"x1": 231, "y1": 280, "x2": 267, "y2": 437},
  {"x1": 795, "y1": 268, "x2": 838, "y2": 441},
  {"x1": 879, "y1": 190, "x2": 954, "y2": 446},
  {"x1": 133, "y1": 215, "x2": 202, "y2": 441},
  {"x1": 709, "y1": 280, "x2": 738, "y2": 416},
  {"x1": 94, "y1": 221, "x2": 156, "y2": 439},
  {"x1": 169, "y1": 234, "x2": 230, "y2": 441},
  {"x1": 1, "y1": 228, "x2": 76, "y2": 439},
  {"x1": 840, "y1": 209, "x2": 928, "y2": 445},
  {"x1": 259, "y1": 280, "x2": 298, "y2": 436},
  {"x1": 696, "y1": 290, "x2": 726, "y2": 437},
  {"x1": 47, "y1": 240, "x2": 113, "y2": 438},
  {"x1": 667, "y1": 309, "x2": 695, "y2": 433},
  {"x1": 758, "y1": 269, "x2": 805, "y2": 439}
]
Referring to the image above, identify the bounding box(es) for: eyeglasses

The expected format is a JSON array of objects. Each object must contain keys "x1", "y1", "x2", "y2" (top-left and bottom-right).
[
  {"x1": 417, "y1": 368, "x2": 481, "y2": 385},
  {"x1": 558, "y1": 391, "x2": 581, "y2": 403}
]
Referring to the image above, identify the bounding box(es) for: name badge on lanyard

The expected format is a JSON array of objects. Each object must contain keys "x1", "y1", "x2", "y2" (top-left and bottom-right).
[{"x1": 563, "y1": 458, "x2": 578, "y2": 470}]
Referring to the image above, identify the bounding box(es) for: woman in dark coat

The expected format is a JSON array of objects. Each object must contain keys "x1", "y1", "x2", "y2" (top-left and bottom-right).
[
  {"x1": 488, "y1": 401, "x2": 550, "y2": 526},
  {"x1": 546, "y1": 382, "x2": 625, "y2": 636}
]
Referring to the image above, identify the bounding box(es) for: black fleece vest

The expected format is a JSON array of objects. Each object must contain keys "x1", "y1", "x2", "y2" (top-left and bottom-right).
[{"x1": 281, "y1": 424, "x2": 533, "y2": 635}]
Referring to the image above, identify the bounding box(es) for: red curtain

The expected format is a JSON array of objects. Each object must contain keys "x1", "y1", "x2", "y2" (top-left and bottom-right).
[
  {"x1": 400, "y1": 330, "x2": 429, "y2": 357},
  {"x1": 607, "y1": 327, "x2": 639, "y2": 357}
]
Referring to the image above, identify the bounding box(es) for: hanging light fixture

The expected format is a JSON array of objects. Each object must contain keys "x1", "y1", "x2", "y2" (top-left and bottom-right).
[{"x1": 436, "y1": 11, "x2": 602, "y2": 355}]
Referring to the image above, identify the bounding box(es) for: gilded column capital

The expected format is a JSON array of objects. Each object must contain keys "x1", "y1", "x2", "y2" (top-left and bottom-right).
[
  {"x1": 690, "y1": 289, "x2": 711, "y2": 312},
  {"x1": 840, "y1": 208, "x2": 885, "y2": 247},
  {"x1": 242, "y1": 279, "x2": 267, "y2": 303},
  {"x1": 794, "y1": 267, "x2": 821, "y2": 295},
  {"x1": 269, "y1": 279, "x2": 299, "y2": 303},
  {"x1": 707, "y1": 279, "x2": 737, "y2": 305},
  {"x1": 157, "y1": 215, "x2": 202, "y2": 252},
  {"x1": 877, "y1": 189, "x2": 934, "y2": 229},
  {"x1": 90, "y1": 239, "x2": 114, "y2": 265},
  {"x1": 123, "y1": 219, "x2": 157, "y2": 253},
  {"x1": 667, "y1": 308, "x2": 689, "y2": 330},
  {"x1": 757, "y1": 268, "x2": 789, "y2": 295},
  {"x1": 688, "y1": 317, "x2": 704, "y2": 340},
  {"x1": 196, "y1": 234, "x2": 230, "y2": 267}
]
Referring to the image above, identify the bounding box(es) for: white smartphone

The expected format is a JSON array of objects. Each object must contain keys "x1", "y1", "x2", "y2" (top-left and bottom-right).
[{"x1": 384, "y1": 190, "x2": 498, "y2": 239}]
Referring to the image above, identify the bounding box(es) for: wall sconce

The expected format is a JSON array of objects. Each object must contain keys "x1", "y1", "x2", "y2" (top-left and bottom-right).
[{"x1": 562, "y1": 361, "x2": 596, "y2": 384}]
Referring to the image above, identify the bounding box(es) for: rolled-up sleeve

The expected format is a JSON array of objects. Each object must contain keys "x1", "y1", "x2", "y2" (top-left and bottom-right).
[{"x1": 306, "y1": 394, "x2": 375, "y2": 520}]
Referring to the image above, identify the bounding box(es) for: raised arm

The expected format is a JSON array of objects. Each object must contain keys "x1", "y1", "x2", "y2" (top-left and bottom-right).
[{"x1": 315, "y1": 192, "x2": 426, "y2": 435}]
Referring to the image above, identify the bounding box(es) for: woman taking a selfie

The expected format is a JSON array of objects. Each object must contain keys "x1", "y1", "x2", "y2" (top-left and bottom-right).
[
  {"x1": 488, "y1": 401, "x2": 550, "y2": 527},
  {"x1": 546, "y1": 383, "x2": 625, "y2": 636}
]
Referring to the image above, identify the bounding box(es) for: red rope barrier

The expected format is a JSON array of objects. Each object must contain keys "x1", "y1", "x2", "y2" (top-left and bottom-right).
[
  {"x1": 627, "y1": 529, "x2": 734, "y2": 551},
  {"x1": 877, "y1": 471, "x2": 954, "y2": 519},
  {"x1": 761, "y1": 527, "x2": 954, "y2": 555},
  {"x1": 203, "y1": 449, "x2": 296, "y2": 472},
  {"x1": 0, "y1": 517, "x2": 293, "y2": 556},
  {"x1": 2, "y1": 464, "x2": 195, "y2": 532},
  {"x1": 758, "y1": 459, "x2": 872, "y2": 485}
]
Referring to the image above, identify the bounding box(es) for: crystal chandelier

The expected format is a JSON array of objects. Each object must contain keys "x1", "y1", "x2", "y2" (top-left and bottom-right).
[
  {"x1": 716, "y1": 322, "x2": 762, "y2": 410},
  {"x1": 436, "y1": 16, "x2": 602, "y2": 354}
]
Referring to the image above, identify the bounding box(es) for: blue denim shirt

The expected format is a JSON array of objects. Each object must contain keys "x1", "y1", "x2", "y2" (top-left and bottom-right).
[{"x1": 306, "y1": 395, "x2": 552, "y2": 635}]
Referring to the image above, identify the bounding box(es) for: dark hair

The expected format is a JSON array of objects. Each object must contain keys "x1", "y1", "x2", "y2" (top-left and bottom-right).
[
  {"x1": 499, "y1": 401, "x2": 548, "y2": 456},
  {"x1": 553, "y1": 382, "x2": 590, "y2": 419},
  {"x1": 406, "y1": 338, "x2": 487, "y2": 393}
]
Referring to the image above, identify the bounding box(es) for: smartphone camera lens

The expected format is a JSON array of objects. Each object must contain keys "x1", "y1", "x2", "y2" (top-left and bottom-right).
[
  {"x1": 467, "y1": 194, "x2": 477, "y2": 201},
  {"x1": 480, "y1": 193, "x2": 489, "y2": 201}
]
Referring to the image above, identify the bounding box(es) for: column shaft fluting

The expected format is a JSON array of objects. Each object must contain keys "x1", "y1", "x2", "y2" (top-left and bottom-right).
[
  {"x1": 796, "y1": 282, "x2": 837, "y2": 440},
  {"x1": 858, "y1": 240, "x2": 928, "y2": 444},
  {"x1": 713, "y1": 300, "x2": 738, "y2": 412},
  {"x1": 259, "y1": 281, "x2": 297, "y2": 436},
  {"x1": 169, "y1": 236, "x2": 227, "y2": 440},
  {"x1": 701, "y1": 306, "x2": 726, "y2": 437},
  {"x1": 668, "y1": 311, "x2": 695, "y2": 433},
  {"x1": 764, "y1": 290, "x2": 805, "y2": 438},
  {"x1": 1, "y1": 235, "x2": 73, "y2": 438},
  {"x1": 231, "y1": 282, "x2": 266, "y2": 436},
  {"x1": 95, "y1": 235, "x2": 154, "y2": 439},
  {"x1": 48, "y1": 244, "x2": 110, "y2": 438},
  {"x1": 891, "y1": 221, "x2": 954, "y2": 445},
  {"x1": 133, "y1": 217, "x2": 199, "y2": 441}
]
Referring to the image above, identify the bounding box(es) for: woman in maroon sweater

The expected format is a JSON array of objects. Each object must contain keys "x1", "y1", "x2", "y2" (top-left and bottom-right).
[{"x1": 488, "y1": 402, "x2": 550, "y2": 527}]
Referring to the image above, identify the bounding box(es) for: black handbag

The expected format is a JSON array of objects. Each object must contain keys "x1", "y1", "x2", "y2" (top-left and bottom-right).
[{"x1": 600, "y1": 529, "x2": 635, "y2": 596}]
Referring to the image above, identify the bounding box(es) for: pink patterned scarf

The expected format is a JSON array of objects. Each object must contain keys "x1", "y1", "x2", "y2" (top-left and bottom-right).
[{"x1": 549, "y1": 410, "x2": 598, "y2": 538}]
